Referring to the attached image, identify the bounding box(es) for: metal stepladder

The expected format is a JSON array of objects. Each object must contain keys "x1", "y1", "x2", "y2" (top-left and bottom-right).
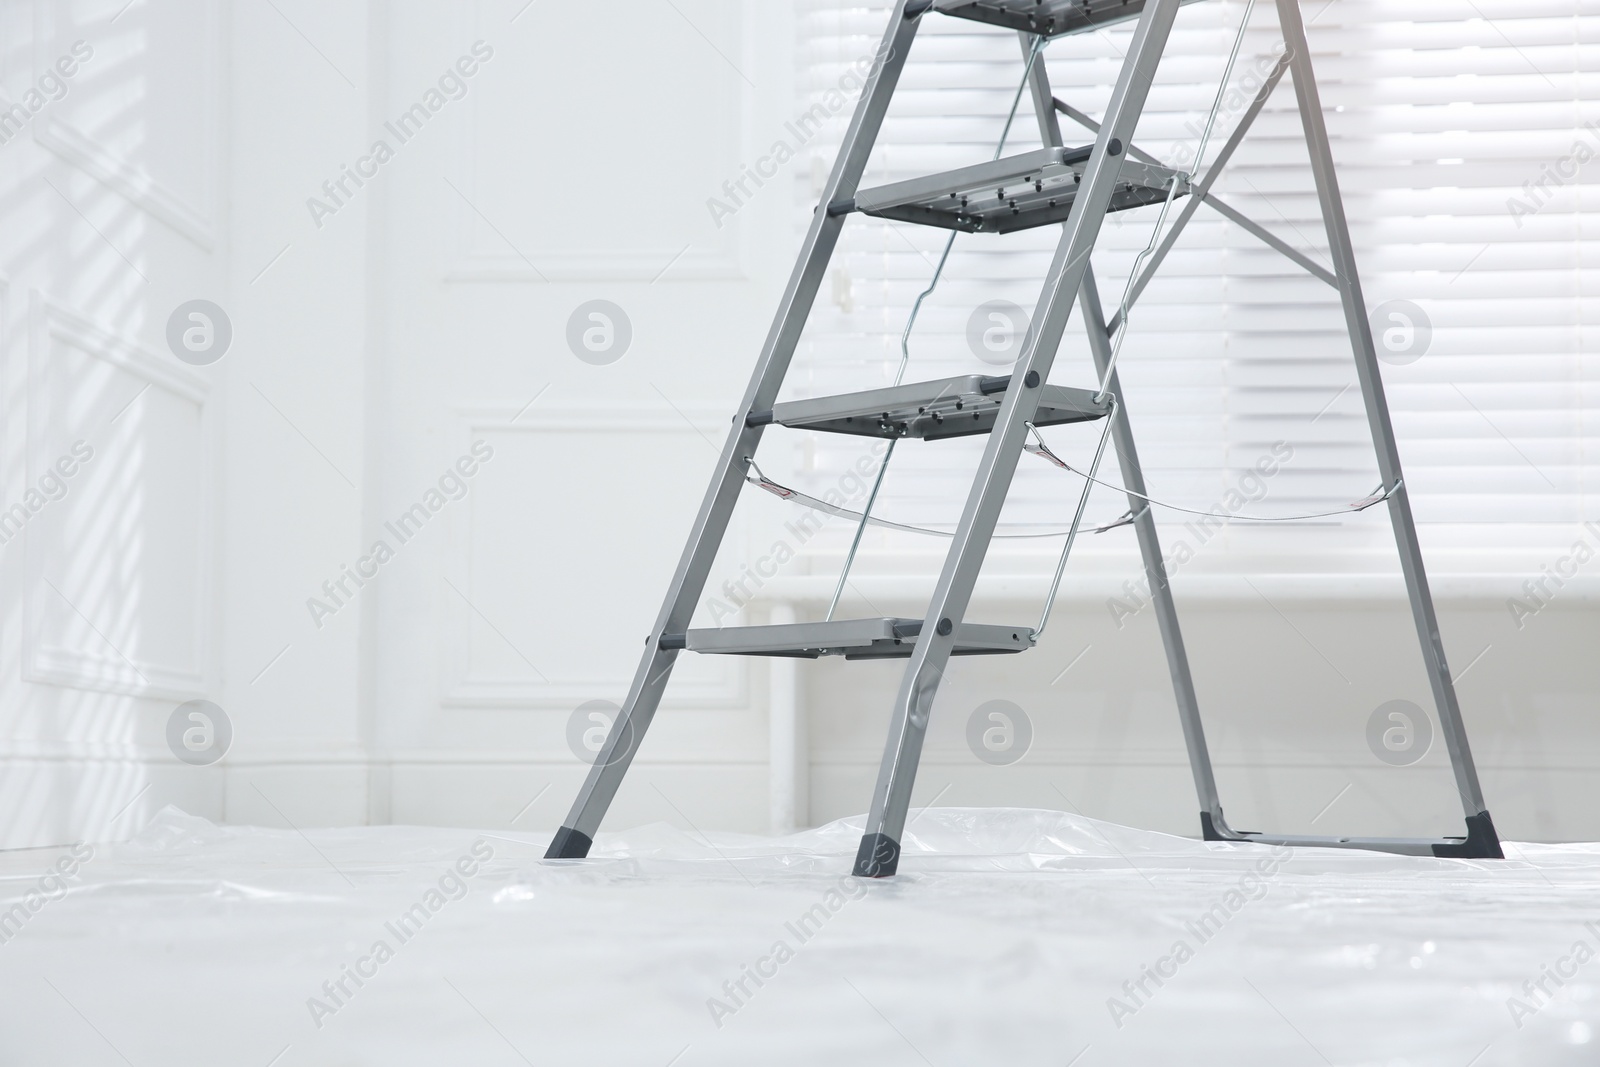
[{"x1": 546, "y1": 0, "x2": 1503, "y2": 875}]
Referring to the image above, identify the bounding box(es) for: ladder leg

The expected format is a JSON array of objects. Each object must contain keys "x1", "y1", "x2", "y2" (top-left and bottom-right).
[
  {"x1": 1077, "y1": 267, "x2": 1226, "y2": 830},
  {"x1": 853, "y1": 0, "x2": 1185, "y2": 877},
  {"x1": 1016, "y1": 28, "x2": 1225, "y2": 835},
  {"x1": 1271, "y1": 0, "x2": 1499, "y2": 856},
  {"x1": 545, "y1": 1, "x2": 926, "y2": 859},
  {"x1": 1016, "y1": 30, "x2": 1064, "y2": 146}
]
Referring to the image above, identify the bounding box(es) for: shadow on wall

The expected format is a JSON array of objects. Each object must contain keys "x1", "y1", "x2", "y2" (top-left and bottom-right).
[{"x1": 0, "y1": 2, "x2": 228, "y2": 847}]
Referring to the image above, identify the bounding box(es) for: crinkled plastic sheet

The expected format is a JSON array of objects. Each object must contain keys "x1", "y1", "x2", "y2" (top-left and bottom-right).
[{"x1": 0, "y1": 806, "x2": 1596, "y2": 1065}]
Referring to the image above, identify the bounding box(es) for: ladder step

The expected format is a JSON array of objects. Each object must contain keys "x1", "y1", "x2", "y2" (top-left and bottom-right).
[
  {"x1": 756, "y1": 373, "x2": 1109, "y2": 441},
  {"x1": 926, "y1": 0, "x2": 1203, "y2": 39},
  {"x1": 843, "y1": 146, "x2": 1186, "y2": 235},
  {"x1": 670, "y1": 618, "x2": 1035, "y2": 660}
]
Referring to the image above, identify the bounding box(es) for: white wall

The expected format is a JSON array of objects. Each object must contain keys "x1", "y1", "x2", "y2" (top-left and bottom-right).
[
  {"x1": 0, "y1": 0, "x2": 1595, "y2": 849},
  {"x1": 0, "y1": 0, "x2": 231, "y2": 845}
]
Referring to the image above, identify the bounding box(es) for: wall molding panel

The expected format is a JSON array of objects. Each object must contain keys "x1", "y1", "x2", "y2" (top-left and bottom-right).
[
  {"x1": 21, "y1": 292, "x2": 214, "y2": 703},
  {"x1": 439, "y1": 403, "x2": 748, "y2": 710},
  {"x1": 31, "y1": 0, "x2": 222, "y2": 249}
]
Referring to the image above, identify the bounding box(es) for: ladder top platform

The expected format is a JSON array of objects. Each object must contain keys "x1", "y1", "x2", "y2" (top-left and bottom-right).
[
  {"x1": 674, "y1": 618, "x2": 1035, "y2": 659},
  {"x1": 761, "y1": 373, "x2": 1110, "y2": 441},
  {"x1": 844, "y1": 146, "x2": 1187, "y2": 235},
  {"x1": 927, "y1": 0, "x2": 1204, "y2": 39}
]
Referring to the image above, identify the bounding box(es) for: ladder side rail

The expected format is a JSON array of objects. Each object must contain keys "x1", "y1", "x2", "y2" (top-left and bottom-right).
[
  {"x1": 852, "y1": 0, "x2": 1185, "y2": 878},
  {"x1": 1019, "y1": 31, "x2": 1222, "y2": 821},
  {"x1": 546, "y1": 1, "x2": 926, "y2": 858},
  {"x1": 1018, "y1": 31, "x2": 1065, "y2": 147},
  {"x1": 1272, "y1": 0, "x2": 1496, "y2": 848},
  {"x1": 1078, "y1": 267, "x2": 1225, "y2": 824}
]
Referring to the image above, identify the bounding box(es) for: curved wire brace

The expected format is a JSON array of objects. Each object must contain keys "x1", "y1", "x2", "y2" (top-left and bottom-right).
[
  {"x1": 825, "y1": 35, "x2": 1049, "y2": 620},
  {"x1": 1094, "y1": 0, "x2": 1255, "y2": 399}
]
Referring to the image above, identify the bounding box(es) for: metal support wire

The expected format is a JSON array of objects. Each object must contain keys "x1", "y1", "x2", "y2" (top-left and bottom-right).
[
  {"x1": 1032, "y1": 396, "x2": 1117, "y2": 637},
  {"x1": 750, "y1": 448, "x2": 1397, "y2": 533},
  {"x1": 826, "y1": 35, "x2": 1048, "y2": 620},
  {"x1": 1093, "y1": 0, "x2": 1256, "y2": 400},
  {"x1": 1093, "y1": 178, "x2": 1181, "y2": 401},
  {"x1": 1189, "y1": 0, "x2": 1257, "y2": 187},
  {"x1": 1025, "y1": 426, "x2": 1401, "y2": 522}
]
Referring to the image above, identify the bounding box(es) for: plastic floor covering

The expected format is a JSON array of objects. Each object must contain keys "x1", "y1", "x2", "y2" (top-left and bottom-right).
[{"x1": 1, "y1": 806, "x2": 1597, "y2": 1065}]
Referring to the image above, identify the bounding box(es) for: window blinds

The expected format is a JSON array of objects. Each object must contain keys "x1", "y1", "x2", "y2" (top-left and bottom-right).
[{"x1": 785, "y1": 0, "x2": 1597, "y2": 571}]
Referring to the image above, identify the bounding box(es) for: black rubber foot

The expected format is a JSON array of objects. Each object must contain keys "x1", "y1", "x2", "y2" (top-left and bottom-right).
[
  {"x1": 1432, "y1": 811, "x2": 1504, "y2": 859},
  {"x1": 1199, "y1": 811, "x2": 1236, "y2": 841},
  {"x1": 852, "y1": 832, "x2": 901, "y2": 877},
  {"x1": 545, "y1": 825, "x2": 593, "y2": 860}
]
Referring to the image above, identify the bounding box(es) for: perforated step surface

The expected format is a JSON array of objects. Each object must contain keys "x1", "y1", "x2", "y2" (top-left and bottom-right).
[
  {"x1": 756, "y1": 373, "x2": 1109, "y2": 441},
  {"x1": 843, "y1": 146, "x2": 1186, "y2": 235},
  {"x1": 928, "y1": 0, "x2": 1204, "y2": 39},
  {"x1": 672, "y1": 618, "x2": 1035, "y2": 659}
]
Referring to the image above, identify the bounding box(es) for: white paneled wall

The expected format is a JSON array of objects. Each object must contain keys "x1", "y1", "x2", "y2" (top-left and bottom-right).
[
  {"x1": 0, "y1": 0, "x2": 237, "y2": 846},
  {"x1": 0, "y1": 0, "x2": 1595, "y2": 848}
]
